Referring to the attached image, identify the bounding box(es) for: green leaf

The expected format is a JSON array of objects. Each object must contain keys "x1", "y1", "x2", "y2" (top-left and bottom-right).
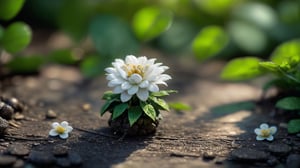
[
  {"x1": 1, "y1": 22, "x2": 32, "y2": 53},
  {"x1": 151, "y1": 90, "x2": 177, "y2": 97},
  {"x1": 270, "y1": 39, "x2": 300, "y2": 65},
  {"x1": 112, "y1": 103, "x2": 128, "y2": 120},
  {"x1": 149, "y1": 96, "x2": 170, "y2": 111},
  {"x1": 100, "y1": 98, "x2": 118, "y2": 116},
  {"x1": 192, "y1": 26, "x2": 228, "y2": 61},
  {"x1": 80, "y1": 55, "x2": 103, "y2": 78},
  {"x1": 128, "y1": 106, "x2": 143, "y2": 126},
  {"x1": 288, "y1": 119, "x2": 300, "y2": 134},
  {"x1": 132, "y1": 6, "x2": 173, "y2": 41},
  {"x1": 259, "y1": 61, "x2": 280, "y2": 73},
  {"x1": 140, "y1": 102, "x2": 156, "y2": 121},
  {"x1": 276, "y1": 97, "x2": 300, "y2": 110},
  {"x1": 102, "y1": 91, "x2": 118, "y2": 100},
  {"x1": 169, "y1": 102, "x2": 192, "y2": 111},
  {"x1": 221, "y1": 57, "x2": 264, "y2": 81},
  {"x1": 0, "y1": 0, "x2": 25, "y2": 20},
  {"x1": 6, "y1": 56, "x2": 44, "y2": 74},
  {"x1": 48, "y1": 49, "x2": 78, "y2": 65},
  {"x1": 89, "y1": 15, "x2": 139, "y2": 57}
]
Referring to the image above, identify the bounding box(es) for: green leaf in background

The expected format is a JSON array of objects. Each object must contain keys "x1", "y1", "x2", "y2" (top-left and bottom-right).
[
  {"x1": 132, "y1": 6, "x2": 173, "y2": 41},
  {"x1": 80, "y1": 55, "x2": 103, "y2": 78},
  {"x1": 259, "y1": 61, "x2": 280, "y2": 73},
  {"x1": 150, "y1": 90, "x2": 177, "y2": 97},
  {"x1": 228, "y1": 21, "x2": 268, "y2": 54},
  {"x1": 287, "y1": 119, "x2": 300, "y2": 134},
  {"x1": 168, "y1": 102, "x2": 192, "y2": 111},
  {"x1": 270, "y1": 39, "x2": 300, "y2": 65},
  {"x1": 192, "y1": 26, "x2": 228, "y2": 61},
  {"x1": 0, "y1": 0, "x2": 25, "y2": 20},
  {"x1": 1, "y1": 22, "x2": 32, "y2": 53},
  {"x1": 48, "y1": 49, "x2": 78, "y2": 65},
  {"x1": 221, "y1": 57, "x2": 264, "y2": 81},
  {"x1": 194, "y1": 0, "x2": 237, "y2": 16},
  {"x1": 89, "y1": 15, "x2": 139, "y2": 57},
  {"x1": 149, "y1": 96, "x2": 170, "y2": 111},
  {"x1": 128, "y1": 106, "x2": 143, "y2": 126},
  {"x1": 276, "y1": 97, "x2": 300, "y2": 110},
  {"x1": 112, "y1": 103, "x2": 128, "y2": 120},
  {"x1": 0, "y1": 25, "x2": 4, "y2": 40},
  {"x1": 140, "y1": 101, "x2": 156, "y2": 121},
  {"x1": 6, "y1": 56, "x2": 44, "y2": 74}
]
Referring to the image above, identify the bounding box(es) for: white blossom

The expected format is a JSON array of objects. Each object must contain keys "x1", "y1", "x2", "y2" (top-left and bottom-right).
[
  {"x1": 49, "y1": 121, "x2": 73, "y2": 139},
  {"x1": 105, "y1": 55, "x2": 171, "y2": 102},
  {"x1": 254, "y1": 123, "x2": 277, "y2": 141}
]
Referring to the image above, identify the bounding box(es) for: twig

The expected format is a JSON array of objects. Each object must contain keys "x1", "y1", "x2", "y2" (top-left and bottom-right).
[
  {"x1": 4, "y1": 135, "x2": 48, "y2": 141},
  {"x1": 74, "y1": 127, "x2": 118, "y2": 139}
]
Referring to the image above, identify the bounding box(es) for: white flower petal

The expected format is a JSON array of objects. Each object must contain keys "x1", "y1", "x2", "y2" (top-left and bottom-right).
[
  {"x1": 128, "y1": 74, "x2": 142, "y2": 84},
  {"x1": 266, "y1": 136, "x2": 274, "y2": 141},
  {"x1": 148, "y1": 83, "x2": 159, "y2": 92},
  {"x1": 61, "y1": 121, "x2": 69, "y2": 127},
  {"x1": 105, "y1": 67, "x2": 116, "y2": 74},
  {"x1": 137, "y1": 89, "x2": 149, "y2": 101},
  {"x1": 49, "y1": 129, "x2": 58, "y2": 136},
  {"x1": 121, "y1": 92, "x2": 132, "y2": 102},
  {"x1": 113, "y1": 86, "x2": 123, "y2": 93},
  {"x1": 254, "y1": 128, "x2": 261, "y2": 135},
  {"x1": 256, "y1": 136, "x2": 265, "y2": 141},
  {"x1": 52, "y1": 122, "x2": 59, "y2": 128},
  {"x1": 66, "y1": 126, "x2": 73, "y2": 133},
  {"x1": 128, "y1": 86, "x2": 139, "y2": 95},
  {"x1": 260, "y1": 123, "x2": 269, "y2": 129},
  {"x1": 139, "y1": 80, "x2": 149, "y2": 88},
  {"x1": 59, "y1": 133, "x2": 69, "y2": 139},
  {"x1": 269, "y1": 126, "x2": 277, "y2": 134},
  {"x1": 121, "y1": 82, "x2": 131, "y2": 90},
  {"x1": 108, "y1": 79, "x2": 122, "y2": 87},
  {"x1": 125, "y1": 55, "x2": 138, "y2": 64}
]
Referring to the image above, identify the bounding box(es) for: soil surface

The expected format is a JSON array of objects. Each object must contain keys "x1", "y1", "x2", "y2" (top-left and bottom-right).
[{"x1": 1, "y1": 49, "x2": 300, "y2": 168}]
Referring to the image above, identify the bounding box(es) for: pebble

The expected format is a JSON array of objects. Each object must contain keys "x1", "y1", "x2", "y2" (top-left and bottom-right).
[
  {"x1": 53, "y1": 145, "x2": 69, "y2": 156},
  {"x1": 82, "y1": 103, "x2": 91, "y2": 111},
  {"x1": 267, "y1": 156, "x2": 279, "y2": 166},
  {"x1": 286, "y1": 154, "x2": 300, "y2": 168},
  {"x1": 13, "y1": 113, "x2": 24, "y2": 120},
  {"x1": 28, "y1": 151, "x2": 55, "y2": 166},
  {"x1": 7, "y1": 144, "x2": 30, "y2": 156},
  {"x1": 231, "y1": 148, "x2": 269, "y2": 162},
  {"x1": 268, "y1": 143, "x2": 291, "y2": 155},
  {"x1": 202, "y1": 151, "x2": 216, "y2": 160},
  {"x1": 215, "y1": 157, "x2": 225, "y2": 165},
  {"x1": 0, "y1": 117, "x2": 8, "y2": 134},
  {"x1": 68, "y1": 152, "x2": 82, "y2": 166},
  {"x1": 46, "y1": 109, "x2": 57, "y2": 119},
  {"x1": 0, "y1": 102, "x2": 14, "y2": 120},
  {"x1": 0, "y1": 155, "x2": 17, "y2": 166},
  {"x1": 56, "y1": 157, "x2": 71, "y2": 168}
]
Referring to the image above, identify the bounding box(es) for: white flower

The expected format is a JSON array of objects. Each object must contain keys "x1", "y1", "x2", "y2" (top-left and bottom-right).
[
  {"x1": 105, "y1": 55, "x2": 171, "y2": 102},
  {"x1": 254, "y1": 123, "x2": 277, "y2": 141},
  {"x1": 49, "y1": 121, "x2": 73, "y2": 139}
]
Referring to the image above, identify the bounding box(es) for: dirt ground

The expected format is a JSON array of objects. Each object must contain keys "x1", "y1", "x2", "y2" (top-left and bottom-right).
[{"x1": 1, "y1": 47, "x2": 300, "y2": 168}]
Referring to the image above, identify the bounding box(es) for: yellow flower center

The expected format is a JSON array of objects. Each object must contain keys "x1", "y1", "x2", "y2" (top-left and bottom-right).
[
  {"x1": 260, "y1": 129, "x2": 270, "y2": 137},
  {"x1": 123, "y1": 64, "x2": 144, "y2": 77},
  {"x1": 55, "y1": 125, "x2": 66, "y2": 134}
]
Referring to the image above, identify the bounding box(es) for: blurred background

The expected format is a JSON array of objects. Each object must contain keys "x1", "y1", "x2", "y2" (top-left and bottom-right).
[{"x1": 1, "y1": 0, "x2": 300, "y2": 78}]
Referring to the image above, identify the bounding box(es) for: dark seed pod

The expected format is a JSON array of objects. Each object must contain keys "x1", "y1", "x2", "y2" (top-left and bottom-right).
[
  {"x1": 0, "y1": 102, "x2": 14, "y2": 120},
  {"x1": 1, "y1": 97, "x2": 24, "y2": 112},
  {"x1": 0, "y1": 116, "x2": 9, "y2": 135}
]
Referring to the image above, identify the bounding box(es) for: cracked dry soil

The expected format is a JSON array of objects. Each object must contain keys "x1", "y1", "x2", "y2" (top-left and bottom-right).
[{"x1": 0, "y1": 58, "x2": 300, "y2": 168}]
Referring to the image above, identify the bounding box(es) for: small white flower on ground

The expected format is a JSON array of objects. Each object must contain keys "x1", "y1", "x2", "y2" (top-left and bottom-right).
[
  {"x1": 105, "y1": 55, "x2": 171, "y2": 102},
  {"x1": 49, "y1": 121, "x2": 73, "y2": 139},
  {"x1": 254, "y1": 123, "x2": 277, "y2": 141}
]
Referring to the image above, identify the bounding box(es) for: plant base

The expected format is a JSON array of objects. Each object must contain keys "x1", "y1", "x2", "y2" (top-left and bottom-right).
[{"x1": 108, "y1": 113, "x2": 159, "y2": 136}]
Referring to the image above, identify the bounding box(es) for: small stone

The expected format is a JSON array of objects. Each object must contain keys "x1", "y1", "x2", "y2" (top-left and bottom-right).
[
  {"x1": 202, "y1": 151, "x2": 216, "y2": 160},
  {"x1": 7, "y1": 144, "x2": 30, "y2": 156},
  {"x1": 286, "y1": 154, "x2": 300, "y2": 168},
  {"x1": 267, "y1": 156, "x2": 279, "y2": 166},
  {"x1": 0, "y1": 103, "x2": 14, "y2": 120},
  {"x1": 0, "y1": 117, "x2": 8, "y2": 134},
  {"x1": 53, "y1": 145, "x2": 69, "y2": 156},
  {"x1": 68, "y1": 152, "x2": 82, "y2": 166},
  {"x1": 28, "y1": 151, "x2": 55, "y2": 166},
  {"x1": 82, "y1": 103, "x2": 91, "y2": 111},
  {"x1": 268, "y1": 143, "x2": 291, "y2": 155},
  {"x1": 13, "y1": 113, "x2": 24, "y2": 120},
  {"x1": 56, "y1": 157, "x2": 71, "y2": 168},
  {"x1": 215, "y1": 157, "x2": 225, "y2": 164},
  {"x1": 0, "y1": 155, "x2": 17, "y2": 166},
  {"x1": 231, "y1": 148, "x2": 269, "y2": 162},
  {"x1": 46, "y1": 110, "x2": 57, "y2": 119},
  {"x1": 3, "y1": 97, "x2": 24, "y2": 112},
  {"x1": 13, "y1": 159, "x2": 25, "y2": 168}
]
